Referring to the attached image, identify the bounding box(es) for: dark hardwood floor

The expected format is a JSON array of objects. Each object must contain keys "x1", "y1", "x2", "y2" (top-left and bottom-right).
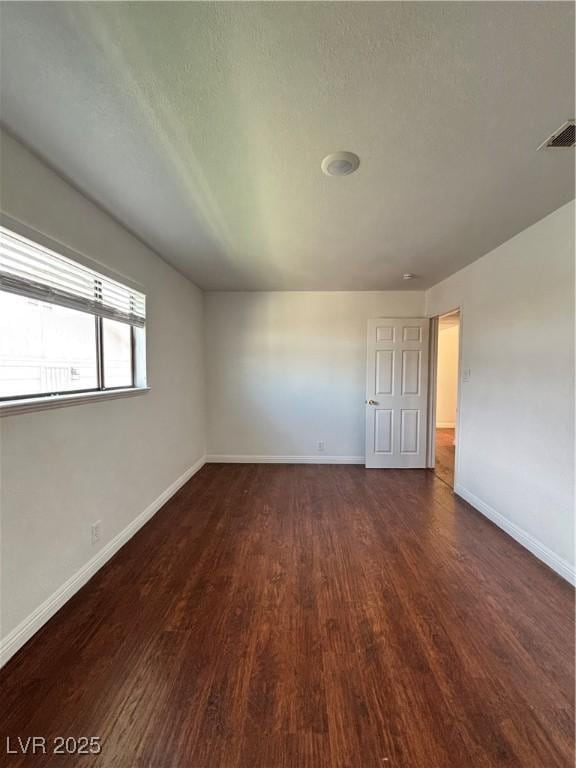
[
  {"x1": 1, "y1": 464, "x2": 573, "y2": 767},
  {"x1": 435, "y1": 427, "x2": 456, "y2": 487}
]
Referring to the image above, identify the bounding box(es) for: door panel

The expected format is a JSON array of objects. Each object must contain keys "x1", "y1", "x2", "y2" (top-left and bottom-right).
[
  {"x1": 375, "y1": 350, "x2": 394, "y2": 395},
  {"x1": 375, "y1": 409, "x2": 394, "y2": 454},
  {"x1": 365, "y1": 318, "x2": 429, "y2": 468},
  {"x1": 401, "y1": 350, "x2": 421, "y2": 395},
  {"x1": 400, "y1": 409, "x2": 419, "y2": 454}
]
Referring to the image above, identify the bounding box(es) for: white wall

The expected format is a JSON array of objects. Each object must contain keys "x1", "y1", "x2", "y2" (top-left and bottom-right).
[
  {"x1": 205, "y1": 291, "x2": 424, "y2": 460},
  {"x1": 436, "y1": 324, "x2": 459, "y2": 427},
  {"x1": 426, "y1": 200, "x2": 575, "y2": 581},
  {"x1": 0, "y1": 131, "x2": 206, "y2": 653}
]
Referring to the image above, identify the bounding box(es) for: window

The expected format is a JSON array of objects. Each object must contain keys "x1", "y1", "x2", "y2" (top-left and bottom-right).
[
  {"x1": 102, "y1": 318, "x2": 133, "y2": 389},
  {"x1": 0, "y1": 292, "x2": 98, "y2": 398},
  {"x1": 0, "y1": 225, "x2": 146, "y2": 404}
]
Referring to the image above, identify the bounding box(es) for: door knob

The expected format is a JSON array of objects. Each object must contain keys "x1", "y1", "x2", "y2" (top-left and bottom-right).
[{"x1": 368, "y1": 399, "x2": 379, "y2": 405}]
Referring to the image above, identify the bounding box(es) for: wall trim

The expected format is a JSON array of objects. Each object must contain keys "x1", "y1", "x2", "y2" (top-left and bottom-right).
[
  {"x1": 455, "y1": 484, "x2": 575, "y2": 586},
  {"x1": 0, "y1": 455, "x2": 207, "y2": 668},
  {"x1": 207, "y1": 454, "x2": 365, "y2": 465}
]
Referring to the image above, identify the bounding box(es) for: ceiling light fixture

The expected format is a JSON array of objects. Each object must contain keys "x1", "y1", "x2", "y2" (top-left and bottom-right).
[
  {"x1": 321, "y1": 151, "x2": 360, "y2": 176},
  {"x1": 403, "y1": 273, "x2": 418, "y2": 281}
]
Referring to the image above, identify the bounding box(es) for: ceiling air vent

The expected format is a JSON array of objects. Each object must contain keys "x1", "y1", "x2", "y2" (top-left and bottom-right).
[{"x1": 537, "y1": 120, "x2": 575, "y2": 150}]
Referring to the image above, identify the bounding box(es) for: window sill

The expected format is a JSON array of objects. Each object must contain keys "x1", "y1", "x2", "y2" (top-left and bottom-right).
[{"x1": 0, "y1": 387, "x2": 150, "y2": 417}]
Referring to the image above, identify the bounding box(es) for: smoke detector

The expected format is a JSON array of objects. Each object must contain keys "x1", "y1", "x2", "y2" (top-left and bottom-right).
[
  {"x1": 537, "y1": 120, "x2": 575, "y2": 150},
  {"x1": 402, "y1": 273, "x2": 418, "y2": 281},
  {"x1": 321, "y1": 152, "x2": 360, "y2": 176}
]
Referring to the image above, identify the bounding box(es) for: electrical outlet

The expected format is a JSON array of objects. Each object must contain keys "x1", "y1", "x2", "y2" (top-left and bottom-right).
[
  {"x1": 91, "y1": 520, "x2": 102, "y2": 546},
  {"x1": 317, "y1": 441, "x2": 325, "y2": 452}
]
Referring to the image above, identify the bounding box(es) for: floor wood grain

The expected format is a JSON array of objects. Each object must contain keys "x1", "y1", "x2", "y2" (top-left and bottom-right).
[
  {"x1": 435, "y1": 428, "x2": 456, "y2": 487},
  {"x1": 1, "y1": 464, "x2": 573, "y2": 767}
]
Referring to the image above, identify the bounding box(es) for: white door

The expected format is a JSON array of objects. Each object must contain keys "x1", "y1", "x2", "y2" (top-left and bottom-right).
[{"x1": 365, "y1": 318, "x2": 429, "y2": 468}]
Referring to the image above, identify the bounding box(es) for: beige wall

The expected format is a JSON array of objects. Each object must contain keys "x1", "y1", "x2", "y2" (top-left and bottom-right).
[
  {"x1": 0, "y1": 131, "x2": 206, "y2": 648},
  {"x1": 436, "y1": 323, "x2": 459, "y2": 427}
]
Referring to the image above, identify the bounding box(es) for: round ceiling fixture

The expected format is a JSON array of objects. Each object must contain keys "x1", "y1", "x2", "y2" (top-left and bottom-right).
[
  {"x1": 321, "y1": 151, "x2": 360, "y2": 177},
  {"x1": 402, "y1": 273, "x2": 418, "y2": 281}
]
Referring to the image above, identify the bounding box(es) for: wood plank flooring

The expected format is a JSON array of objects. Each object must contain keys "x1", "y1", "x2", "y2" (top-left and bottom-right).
[
  {"x1": 435, "y1": 428, "x2": 456, "y2": 487},
  {"x1": 0, "y1": 464, "x2": 573, "y2": 767}
]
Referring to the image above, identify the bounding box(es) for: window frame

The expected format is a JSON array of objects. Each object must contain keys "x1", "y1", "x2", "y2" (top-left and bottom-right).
[{"x1": 0, "y1": 216, "x2": 148, "y2": 414}]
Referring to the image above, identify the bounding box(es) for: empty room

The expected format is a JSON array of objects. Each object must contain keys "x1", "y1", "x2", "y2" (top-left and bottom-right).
[{"x1": 0, "y1": 2, "x2": 574, "y2": 767}]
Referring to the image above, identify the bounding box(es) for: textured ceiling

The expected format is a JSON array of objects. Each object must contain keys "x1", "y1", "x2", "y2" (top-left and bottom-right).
[{"x1": 0, "y1": 2, "x2": 574, "y2": 290}]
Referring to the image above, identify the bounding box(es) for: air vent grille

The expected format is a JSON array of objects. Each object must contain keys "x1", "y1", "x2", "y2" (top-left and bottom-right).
[{"x1": 538, "y1": 121, "x2": 575, "y2": 150}]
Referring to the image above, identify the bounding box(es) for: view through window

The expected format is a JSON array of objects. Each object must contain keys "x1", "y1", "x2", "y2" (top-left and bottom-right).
[
  {"x1": 0, "y1": 292, "x2": 134, "y2": 399},
  {"x1": 103, "y1": 317, "x2": 133, "y2": 389}
]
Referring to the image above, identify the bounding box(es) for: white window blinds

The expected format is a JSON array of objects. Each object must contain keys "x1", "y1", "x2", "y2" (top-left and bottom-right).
[{"x1": 0, "y1": 226, "x2": 146, "y2": 327}]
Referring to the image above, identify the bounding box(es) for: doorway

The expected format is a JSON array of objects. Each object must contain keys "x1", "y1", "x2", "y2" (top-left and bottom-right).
[{"x1": 432, "y1": 310, "x2": 460, "y2": 486}]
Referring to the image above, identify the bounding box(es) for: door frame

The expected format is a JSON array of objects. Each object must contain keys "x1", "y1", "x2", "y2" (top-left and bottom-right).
[{"x1": 426, "y1": 306, "x2": 463, "y2": 488}]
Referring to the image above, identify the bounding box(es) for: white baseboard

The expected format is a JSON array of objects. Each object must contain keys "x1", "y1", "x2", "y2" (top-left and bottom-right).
[
  {"x1": 455, "y1": 484, "x2": 575, "y2": 586},
  {"x1": 0, "y1": 455, "x2": 206, "y2": 668},
  {"x1": 436, "y1": 422, "x2": 455, "y2": 428},
  {"x1": 206, "y1": 454, "x2": 365, "y2": 465}
]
